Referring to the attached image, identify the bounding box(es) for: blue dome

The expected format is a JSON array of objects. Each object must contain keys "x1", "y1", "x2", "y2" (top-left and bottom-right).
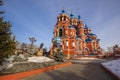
[
  {"x1": 61, "y1": 10, "x2": 65, "y2": 13},
  {"x1": 52, "y1": 36, "x2": 62, "y2": 42},
  {"x1": 97, "y1": 39, "x2": 100, "y2": 41},
  {"x1": 78, "y1": 15, "x2": 81, "y2": 20},
  {"x1": 59, "y1": 10, "x2": 66, "y2": 15},
  {"x1": 69, "y1": 25, "x2": 74, "y2": 28},
  {"x1": 84, "y1": 25, "x2": 88, "y2": 29},
  {"x1": 86, "y1": 33, "x2": 96, "y2": 36},
  {"x1": 70, "y1": 13, "x2": 74, "y2": 18},
  {"x1": 89, "y1": 33, "x2": 96, "y2": 36},
  {"x1": 85, "y1": 38, "x2": 92, "y2": 42}
]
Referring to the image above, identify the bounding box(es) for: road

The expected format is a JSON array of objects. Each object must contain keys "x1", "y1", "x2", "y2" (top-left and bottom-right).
[{"x1": 21, "y1": 59, "x2": 114, "y2": 80}]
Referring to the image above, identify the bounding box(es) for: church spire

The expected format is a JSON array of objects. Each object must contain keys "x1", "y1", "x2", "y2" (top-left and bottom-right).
[{"x1": 61, "y1": 6, "x2": 65, "y2": 14}]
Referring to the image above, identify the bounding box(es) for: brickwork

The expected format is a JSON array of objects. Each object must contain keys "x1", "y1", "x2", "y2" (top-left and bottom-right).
[{"x1": 50, "y1": 10, "x2": 101, "y2": 59}]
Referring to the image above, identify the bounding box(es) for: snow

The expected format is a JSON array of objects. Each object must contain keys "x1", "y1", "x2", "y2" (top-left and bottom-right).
[
  {"x1": 101, "y1": 58, "x2": 120, "y2": 79},
  {"x1": 0, "y1": 66, "x2": 5, "y2": 71},
  {"x1": 0, "y1": 55, "x2": 54, "y2": 71},
  {"x1": 5, "y1": 63, "x2": 13, "y2": 69},
  {"x1": 5, "y1": 55, "x2": 16, "y2": 63},
  {"x1": 0, "y1": 62, "x2": 14, "y2": 71},
  {"x1": 27, "y1": 56, "x2": 54, "y2": 63},
  {"x1": 76, "y1": 57, "x2": 103, "y2": 60}
]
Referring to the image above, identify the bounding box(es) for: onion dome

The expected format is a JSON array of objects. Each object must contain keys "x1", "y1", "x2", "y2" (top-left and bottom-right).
[
  {"x1": 85, "y1": 38, "x2": 92, "y2": 42},
  {"x1": 78, "y1": 15, "x2": 81, "y2": 20},
  {"x1": 69, "y1": 25, "x2": 74, "y2": 28},
  {"x1": 61, "y1": 9, "x2": 65, "y2": 13},
  {"x1": 97, "y1": 39, "x2": 100, "y2": 41},
  {"x1": 69, "y1": 12, "x2": 76, "y2": 19},
  {"x1": 87, "y1": 33, "x2": 96, "y2": 36},
  {"x1": 57, "y1": 10, "x2": 70, "y2": 21},
  {"x1": 84, "y1": 25, "x2": 88, "y2": 29},
  {"x1": 70, "y1": 13, "x2": 74, "y2": 18}
]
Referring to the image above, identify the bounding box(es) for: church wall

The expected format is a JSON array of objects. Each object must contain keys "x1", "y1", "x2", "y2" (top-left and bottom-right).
[{"x1": 50, "y1": 10, "x2": 101, "y2": 58}]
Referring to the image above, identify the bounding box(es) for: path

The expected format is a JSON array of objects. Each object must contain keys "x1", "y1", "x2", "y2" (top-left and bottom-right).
[{"x1": 21, "y1": 59, "x2": 114, "y2": 80}]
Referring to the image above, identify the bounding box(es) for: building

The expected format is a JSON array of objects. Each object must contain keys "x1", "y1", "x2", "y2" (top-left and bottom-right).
[{"x1": 50, "y1": 10, "x2": 102, "y2": 59}]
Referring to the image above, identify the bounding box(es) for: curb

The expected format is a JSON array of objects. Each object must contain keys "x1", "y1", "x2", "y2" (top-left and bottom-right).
[
  {"x1": 0, "y1": 62, "x2": 72, "y2": 80},
  {"x1": 101, "y1": 64, "x2": 120, "y2": 80}
]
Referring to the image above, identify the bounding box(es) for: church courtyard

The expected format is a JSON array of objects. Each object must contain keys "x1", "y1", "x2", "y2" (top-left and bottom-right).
[
  {"x1": 0, "y1": 0, "x2": 120, "y2": 80},
  {"x1": 21, "y1": 59, "x2": 114, "y2": 80}
]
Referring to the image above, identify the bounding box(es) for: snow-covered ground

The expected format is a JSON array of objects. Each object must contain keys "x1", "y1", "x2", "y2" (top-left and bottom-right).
[
  {"x1": 76, "y1": 57, "x2": 100, "y2": 60},
  {"x1": 101, "y1": 58, "x2": 120, "y2": 79},
  {"x1": 0, "y1": 55, "x2": 54, "y2": 71},
  {"x1": 27, "y1": 56, "x2": 54, "y2": 63}
]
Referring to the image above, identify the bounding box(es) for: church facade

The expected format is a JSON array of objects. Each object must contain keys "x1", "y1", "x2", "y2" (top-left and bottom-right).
[{"x1": 50, "y1": 10, "x2": 102, "y2": 59}]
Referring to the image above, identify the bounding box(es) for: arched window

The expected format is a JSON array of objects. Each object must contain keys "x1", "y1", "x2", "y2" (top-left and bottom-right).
[
  {"x1": 78, "y1": 41, "x2": 81, "y2": 51},
  {"x1": 64, "y1": 16, "x2": 66, "y2": 21},
  {"x1": 72, "y1": 41, "x2": 75, "y2": 48},
  {"x1": 58, "y1": 18, "x2": 60, "y2": 21},
  {"x1": 66, "y1": 40, "x2": 68, "y2": 47},
  {"x1": 59, "y1": 29, "x2": 63, "y2": 37},
  {"x1": 93, "y1": 42, "x2": 96, "y2": 50},
  {"x1": 58, "y1": 27, "x2": 64, "y2": 37},
  {"x1": 62, "y1": 17, "x2": 64, "y2": 21}
]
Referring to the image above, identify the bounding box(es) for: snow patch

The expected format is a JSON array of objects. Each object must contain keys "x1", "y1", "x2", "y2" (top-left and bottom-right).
[
  {"x1": 0, "y1": 55, "x2": 54, "y2": 71},
  {"x1": 101, "y1": 58, "x2": 120, "y2": 79},
  {"x1": 27, "y1": 56, "x2": 54, "y2": 63}
]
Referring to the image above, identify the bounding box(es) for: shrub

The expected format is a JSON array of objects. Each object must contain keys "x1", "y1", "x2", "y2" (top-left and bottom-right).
[{"x1": 53, "y1": 49, "x2": 65, "y2": 62}]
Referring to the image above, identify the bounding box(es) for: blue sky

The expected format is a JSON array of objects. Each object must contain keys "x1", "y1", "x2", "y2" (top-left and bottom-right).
[{"x1": 1, "y1": 0, "x2": 120, "y2": 50}]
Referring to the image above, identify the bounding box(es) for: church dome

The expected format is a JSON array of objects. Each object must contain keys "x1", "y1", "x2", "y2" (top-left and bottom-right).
[
  {"x1": 85, "y1": 38, "x2": 92, "y2": 42},
  {"x1": 84, "y1": 25, "x2": 88, "y2": 29},
  {"x1": 69, "y1": 25, "x2": 74, "y2": 28},
  {"x1": 52, "y1": 36, "x2": 62, "y2": 42},
  {"x1": 87, "y1": 33, "x2": 96, "y2": 36},
  {"x1": 57, "y1": 10, "x2": 70, "y2": 21}
]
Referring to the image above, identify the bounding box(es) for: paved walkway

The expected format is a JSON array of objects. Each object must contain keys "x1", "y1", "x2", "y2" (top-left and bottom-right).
[{"x1": 21, "y1": 59, "x2": 114, "y2": 80}]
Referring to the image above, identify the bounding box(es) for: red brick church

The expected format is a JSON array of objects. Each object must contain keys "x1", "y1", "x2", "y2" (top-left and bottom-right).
[{"x1": 50, "y1": 10, "x2": 102, "y2": 59}]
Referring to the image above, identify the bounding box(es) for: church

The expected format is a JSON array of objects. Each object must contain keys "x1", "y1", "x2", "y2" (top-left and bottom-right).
[{"x1": 50, "y1": 10, "x2": 102, "y2": 59}]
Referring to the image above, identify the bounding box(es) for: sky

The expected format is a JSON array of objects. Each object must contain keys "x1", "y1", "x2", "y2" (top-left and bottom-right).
[{"x1": 0, "y1": 0, "x2": 120, "y2": 50}]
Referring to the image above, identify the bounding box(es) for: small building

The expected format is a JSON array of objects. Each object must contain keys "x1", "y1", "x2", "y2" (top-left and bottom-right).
[
  {"x1": 50, "y1": 10, "x2": 102, "y2": 59},
  {"x1": 113, "y1": 45, "x2": 120, "y2": 59}
]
